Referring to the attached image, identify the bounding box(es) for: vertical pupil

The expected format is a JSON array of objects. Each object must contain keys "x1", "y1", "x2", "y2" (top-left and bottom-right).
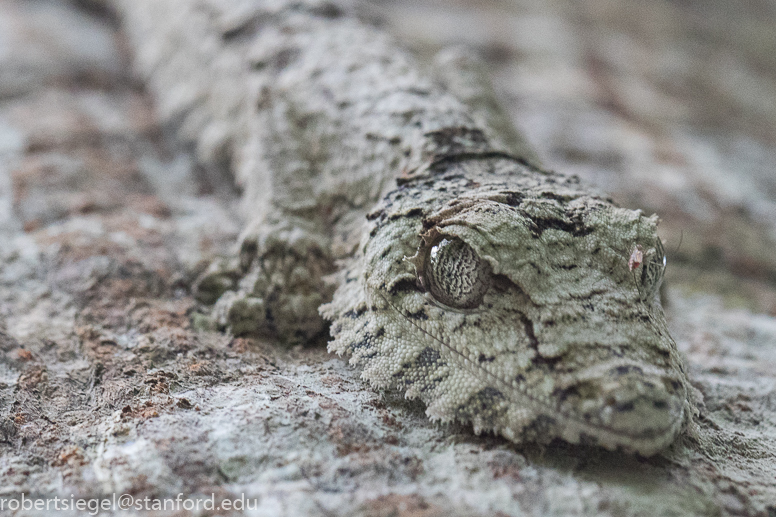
[{"x1": 427, "y1": 238, "x2": 489, "y2": 309}]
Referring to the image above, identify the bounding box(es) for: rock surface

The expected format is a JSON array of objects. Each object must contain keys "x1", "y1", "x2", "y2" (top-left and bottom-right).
[{"x1": 0, "y1": 0, "x2": 774, "y2": 516}]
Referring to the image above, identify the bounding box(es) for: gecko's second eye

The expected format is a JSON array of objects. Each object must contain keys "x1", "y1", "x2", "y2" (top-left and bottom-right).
[
  {"x1": 424, "y1": 238, "x2": 491, "y2": 309},
  {"x1": 639, "y1": 238, "x2": 667, "y2": 303}
]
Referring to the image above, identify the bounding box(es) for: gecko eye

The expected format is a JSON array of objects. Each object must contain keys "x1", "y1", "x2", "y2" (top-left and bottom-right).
[
  {"x1": 424, "y1": 238, "x2": 491, "y2": 309},
  {"x1": 639, "y1": 239, "x2": 667, "y2": 302}
]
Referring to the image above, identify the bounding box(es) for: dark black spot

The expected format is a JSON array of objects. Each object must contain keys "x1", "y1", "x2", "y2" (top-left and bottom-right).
[
  {"x1": 416, "y1": 347, "x2": 442, "y2": 368},
  {"x1": 455, "y1": 387, "x2": 507, "y2": 423},
  {"x1": 404, "y1": 87, "x2": 431, "y2": 97},
  {"x1": 478, "y1": 354, "x2": 495, "y2": 363},
  {"x1": 505, "y1": 192, "x2": 523, "y2": 206},
  {"x1": 477, "y1": 387, "x2": 504, "y2": 403},
  {"x1": 240, "y1": 239, "x2": 259, "y2": 264},
  {"x1": 350, "y1": 335, "x2": 373, "y2": 351},
  {"x1": 366, "y1": 209, "x2": 384, "y2": 221},
  {"x1": 539, "y1": 191, "x2": 575, "y2": 202},
  {"x1": 531, "y1": 354, "x2": 563, "y2": 369},
  {"x1": 389, "y1": 279, "x2": 419, "y2": 295},
  {"x1": 272, "y1": 47, "x2": 300, "y2": 71},
  {"x1": 425, "y1": 127, "x2": 489, "y2": 155},
  {"x1": 614, "y1": 401, "x2": 635, "y2": 412},
  {"x1": 526, "y1": 215, "x2": 594, "y2": 238},
  {"x1": 517, "y1": 313, "x2": 538, "y2": 349},
  {"x1": 421, "y1": 374, "x2": 446, "y2": 393},
  {"x1": 578, "y1": 433, "x2": 600, "y2": 447},
  {"x1": 221, "y1": 15, "x2": 264, "y2": 42},
  {"x1": 653, "y1": 400, "x2": 668, "y2": 410},
  {"x1": 555, "y1": 386, "x2": 577, "y2": 403},
  {"x1": 387, "y1": 207, "x2": 423, "y2": 222},
  {"x1": 520, "y1": 415, "x2": 558, "y2": 441},
  {"x1": 309, "y1": 2, "x2": 344, "y2": 18},
  {"x1": 408, "y1": 309, "x2": 428, "y2": 321},
  {"x1": 344, "y1": 309, "x2": 365, "y2": 319},
  {"x1": 612, "y1": 365, "x2": 644, "y2": 376}
]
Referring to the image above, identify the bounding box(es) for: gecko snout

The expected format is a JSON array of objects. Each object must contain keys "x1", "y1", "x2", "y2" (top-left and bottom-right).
[
  {"x1": 600, "y1": 374, "x2": 683, "y2": 430},
  {"x1": 562, "y1": 367, "x2": 686, "y2": 455}
]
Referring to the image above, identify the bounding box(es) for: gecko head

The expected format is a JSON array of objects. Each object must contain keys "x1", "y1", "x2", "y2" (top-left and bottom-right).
[{"x1": 324, "y1": 177, "x2": 691, "y2": 456}]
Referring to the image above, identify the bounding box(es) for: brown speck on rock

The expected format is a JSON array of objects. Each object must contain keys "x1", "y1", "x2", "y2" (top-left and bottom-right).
[
  {"x1": 13, "y1": 349, "x2": 34, "y2": 362},
  {"x1": 360, "y1": 494, "x2": 443, "y2": 517}
]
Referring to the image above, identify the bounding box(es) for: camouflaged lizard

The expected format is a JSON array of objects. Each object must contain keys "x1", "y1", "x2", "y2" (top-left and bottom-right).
[{"x1": 112, "y1": 0, "x2": 695, "y2": 455}]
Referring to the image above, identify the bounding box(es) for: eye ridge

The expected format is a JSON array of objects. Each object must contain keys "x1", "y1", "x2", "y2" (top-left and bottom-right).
[{"x1": 423, "y1": 237, "x2": 491, "y2": 310}]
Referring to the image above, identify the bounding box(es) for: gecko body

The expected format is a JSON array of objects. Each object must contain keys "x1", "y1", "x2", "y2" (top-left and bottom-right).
[{"x1": 113, "y1": 0, "x2": 694, "y2": 455}]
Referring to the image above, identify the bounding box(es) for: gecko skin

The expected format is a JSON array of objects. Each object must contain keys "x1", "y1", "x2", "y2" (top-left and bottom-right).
[{"x1": 113, "y1": 0, "x2": 695, "y2": 455}]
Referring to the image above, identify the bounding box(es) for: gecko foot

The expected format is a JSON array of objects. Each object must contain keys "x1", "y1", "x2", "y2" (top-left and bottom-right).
[{"x1": 195, "y1": 218, "x2": 334, "y2": 343}]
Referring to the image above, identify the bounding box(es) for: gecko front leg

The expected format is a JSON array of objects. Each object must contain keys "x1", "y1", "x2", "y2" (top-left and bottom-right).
[
  {"x1": 233, "y1": 214, "x2": 334, "y2": 342},
  {"x1": 194, "y1": 86, "x2": 339, "y2": 343}
]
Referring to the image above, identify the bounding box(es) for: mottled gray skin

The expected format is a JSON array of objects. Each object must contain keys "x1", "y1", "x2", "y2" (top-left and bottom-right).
[{"x1": 112, "y1": 0, "x2": 694, "y2": 455}]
